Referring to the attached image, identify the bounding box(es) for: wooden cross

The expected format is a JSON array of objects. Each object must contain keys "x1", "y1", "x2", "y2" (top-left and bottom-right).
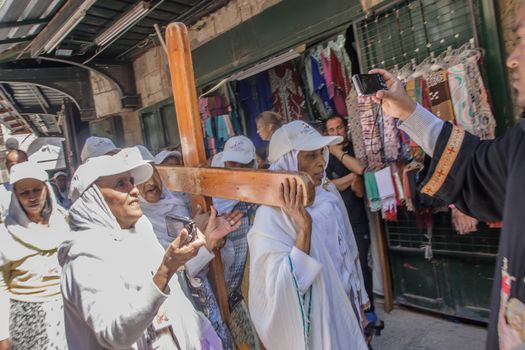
[{"x1": 158, "y1": 23, "x2": 315, "y2": 321}]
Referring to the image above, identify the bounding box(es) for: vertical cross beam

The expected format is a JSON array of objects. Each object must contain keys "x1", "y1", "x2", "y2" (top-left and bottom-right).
[{"x1": 165, "y1": 23, "x2": 230, "y2": 321}]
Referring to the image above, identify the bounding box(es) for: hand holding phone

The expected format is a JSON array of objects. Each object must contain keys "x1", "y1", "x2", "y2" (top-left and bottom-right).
[
  {"x1": 352, "y1": 74, "x2": 388, "y2": 96},
  {"x1": 166, "y1": 215, "x2": 197, "y2": 244}
]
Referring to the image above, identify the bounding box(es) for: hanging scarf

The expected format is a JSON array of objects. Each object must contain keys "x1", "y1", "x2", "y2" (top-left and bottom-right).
[
  {"x1": 364, "y1": 172, "x2": 381, "y2": 212},
  {"x1": 374, "y1": 167, "x2": 397, "y2": 221},
  {"x1": 346, "y1": 89, "x2": 368, "y2": 167},
  {"x1": 427, "y1": 70, "x2": 456, "y2": 122},
  {"x1": 248, "y1": 150, "x2": 367, "y2": 350},
  {"x1": 0, "y1": 182, "x2": 70, "y2": 264},
  {"x1": 359, "y1": 96, "x2": 384, "y2": 170},
  {"x1": 464, "y1": 57, "x2": 496, "y2": 140}
]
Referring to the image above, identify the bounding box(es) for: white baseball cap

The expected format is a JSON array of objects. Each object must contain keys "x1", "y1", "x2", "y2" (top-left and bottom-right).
[
  {"x1": 154, "y1": 150, "x2": 182, "y2": 165},
  {"x1": 70, "y1": 147, "x2": 153, "y2": 201},
  {"x1": 10, "y1": 161, "x2": 48, "y2": 185},
  {"x1": 80, "y1": 136, "x2": 119, "y2": 163},
  {"x1": 268, "y1": 120, "x2": 343, "y2": 164},
  {"x1": 221, "y1": 136, "x2": 256, "y2": 164}
]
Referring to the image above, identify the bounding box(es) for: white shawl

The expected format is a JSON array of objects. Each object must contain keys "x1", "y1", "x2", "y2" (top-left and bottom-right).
[
  {"x1": 0, "y1": 182, "x2": 69, "y2": 265},
  {"x1": 64, "y1": 185, "x2": 220, "y2": 349},
  {"x1": 248, "y1": 150, "x2": 368, "y2": 350}
]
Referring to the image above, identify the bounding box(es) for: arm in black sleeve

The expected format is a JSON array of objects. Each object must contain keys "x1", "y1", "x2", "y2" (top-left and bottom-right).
[{"x1": 418, "y1": 122, "x2": 522, "y2": 222}]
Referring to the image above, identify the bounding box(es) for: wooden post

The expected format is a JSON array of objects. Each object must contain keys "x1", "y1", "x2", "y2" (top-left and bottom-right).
[
  {"x1": 373, "y1": 212, "x2": 394, "y2": 312},
  {"x1": 165, "y1": 23, "x2": 230, "y2": 321}
]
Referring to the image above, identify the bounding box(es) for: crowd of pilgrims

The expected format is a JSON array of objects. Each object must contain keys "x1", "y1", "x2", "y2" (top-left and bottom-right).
[{"x1": 0, "y1": 111, "x2": 380, "y2": 350}]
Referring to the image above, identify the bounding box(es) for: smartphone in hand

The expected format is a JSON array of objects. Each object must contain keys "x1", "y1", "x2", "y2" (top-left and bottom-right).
[
  {"x1": 165, "y1": 215, "x2": 197, "y2": 244},
  {"x1": 352, "y1": 74, "x2": 387, "y2": 96}
]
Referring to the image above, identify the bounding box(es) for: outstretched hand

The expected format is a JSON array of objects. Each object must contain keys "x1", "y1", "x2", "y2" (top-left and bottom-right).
[
  {"x1": 204, "y1": 206, "x2": 243, "y2": 251},
  {"x1": 369, "y1": 68, "x2": 417, "y2": 121}
]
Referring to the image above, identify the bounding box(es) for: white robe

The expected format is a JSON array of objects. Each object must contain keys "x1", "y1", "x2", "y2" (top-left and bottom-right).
[{"x1": 248, "y1": 150, "x2": 368, "y2": 350}]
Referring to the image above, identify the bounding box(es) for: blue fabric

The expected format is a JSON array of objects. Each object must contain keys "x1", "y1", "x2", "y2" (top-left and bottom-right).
[
  {"x1": 216, "y1": 115, "x2": 229, "y2": 148},
  {"x1": 311, "y1": 56, "x2": 336, "y2": 116},
  {"x1": 237, "y1": 72, "x2": 273, "y2": 149}
]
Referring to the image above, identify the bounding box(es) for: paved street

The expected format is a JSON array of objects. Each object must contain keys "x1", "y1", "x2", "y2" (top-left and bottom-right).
[{"x1": 372, "y1": 301, "x2": 488, "y2": 350}]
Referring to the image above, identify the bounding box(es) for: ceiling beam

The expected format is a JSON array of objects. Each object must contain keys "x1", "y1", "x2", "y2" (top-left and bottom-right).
[
  {"x1": 0, "y1": 36, "x2": 37, "y2": 45},
  {"x1": 0, "y1": 17, "x2": 51, "y2": 29},
  {"x1": 28, "y1": 0, "x2": 97, "y2": 58}
]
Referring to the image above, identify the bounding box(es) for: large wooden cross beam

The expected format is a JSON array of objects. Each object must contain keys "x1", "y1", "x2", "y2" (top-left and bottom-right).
[{"x1": 160, "y1": 23, "x2": 315, "y2": 321}]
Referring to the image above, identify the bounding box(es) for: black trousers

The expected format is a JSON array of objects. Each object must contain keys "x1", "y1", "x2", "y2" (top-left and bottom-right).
[{"x1": 352, "y1": 222, "x2": 375, "y2": 312}]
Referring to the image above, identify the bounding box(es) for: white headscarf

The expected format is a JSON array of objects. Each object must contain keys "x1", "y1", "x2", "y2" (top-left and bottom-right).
[
  {"x1": 0, "y1": 181, "x2": 69, "y2": 264},
  {"x1": 248, "y1": 148, "x2": 368, "y2": 350}
]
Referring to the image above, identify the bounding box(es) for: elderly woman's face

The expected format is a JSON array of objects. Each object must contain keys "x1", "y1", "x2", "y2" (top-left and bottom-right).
[
  {"x1": 96, "y1": 171, "x2": 142, "y2": 229},
  {"x1": 297, "y1": 149, "x2": 326, "y2": 186},
  {"x1": 137, "y1": 167, "x2": 163, "y2": 203},
  {"x1": 14, "y1": 179, "x2": 47, "y2": 218}
]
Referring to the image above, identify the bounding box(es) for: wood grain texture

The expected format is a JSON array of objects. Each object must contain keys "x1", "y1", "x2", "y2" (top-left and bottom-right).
[
  {"x1": 166, "y1": 23, "x2": 229, "y2": 321},
  {"x1": 157, "y1": 166, "x2": 316, "y2": 207}
]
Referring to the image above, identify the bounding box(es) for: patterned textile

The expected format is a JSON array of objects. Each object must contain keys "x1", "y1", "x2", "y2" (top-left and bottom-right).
[
  {"x1": 427, "y1": 70, "x2": 456, "y2": 122},
  {"x1": 9, "y1": 299, "x2": 66, "y2": 350},
  {"x1": 382, "y1": 111, "x2": 400, "y2": 162},
  {"x1": 406, "y1": 77, "x2": 432, "y2": 161},
  {"x1": 310, "y1": 55, "x2": 336, "y2": 119},
  {"x1": 227, "y1": 297, "x2": 260, "y2": 350},
  {"x1": 359, "y1": 96, "x2": 383, "y2": 170},
  {"x1": 448, "y1": 64, "x2": 476, "y2": 133},
  {"x1": 268, "y1": 63, "x2": 305, "y2": 121},
  {"x1": 345, "y1": 90, "x2": 367, "y2": 167},
  {"x1": 464, "y1": 57, "x2": 496, "y2": 140},
  {"x1": 222, "y1": 202, "x2": 256, "y2": 294},
  {"x1": 321, "y1": 50, "x2": 347, "y2": 116}
]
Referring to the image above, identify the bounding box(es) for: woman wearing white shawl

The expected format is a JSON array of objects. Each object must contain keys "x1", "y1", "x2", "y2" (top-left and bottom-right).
[
  {"x1": 58, "y1": 147, "x2": 241, "y2": 350},
  {"x1": 0, "y1": 162, "x2": 70, "y2": 350},
  {"x1": 248, "y1": 120, "x2": 369, "y2": 350}
]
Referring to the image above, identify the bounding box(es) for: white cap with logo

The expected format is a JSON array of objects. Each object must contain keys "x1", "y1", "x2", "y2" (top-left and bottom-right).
[
  {"x1": 268, "y1": 120, "x2": 342, "y2": 164},
  {"x1": 222, "y1": 136, "x2": 256, "y2": 164},
  {"x1": 70, "y1": 147, "x2": 153, "y2": 201},
  {"x1": 80, "y1": 136, "x2": 119, "y2": 163}
]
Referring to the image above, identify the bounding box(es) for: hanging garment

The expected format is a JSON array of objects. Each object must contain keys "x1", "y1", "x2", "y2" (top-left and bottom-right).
[
  {"x1": 374, "y1": 167, "x2": 397, "y2": 221},
  {"x1": 382, "y1": 111, "x2": 400, "y2": 162},
  {"x1": 448, "y1": 64, "x2": 477, "y2": 133},
  {"x1": 359, "y1": 96, "x2": 384, "y2": 170},
  {"x1": 427, "y1": 70, "x2": 456, "y2": 122},
  {"x1": 406, "y1": 77, "x2": 432, "y2": 161},
  {"x1": 310, "y1": 55, "x2": 336, "y2": 118},
  {"x1": 364, "y1": 171, "x2": 381, "y2": 212},
  {"x1": 238, "y1": 72, "x2": 273, "y2": 148},
  {"x1": 321, "y1": 50, "x2": 347, "y2": 116},
  {"x1": 268, "y1": 63, "x2": 305, "y2": 121},
  {"x1": 346, "y1": 90, "x2": 368, "y2": 167},
  {"x1": 464, "y1": 57, "x2": 497, "y2": 140}
]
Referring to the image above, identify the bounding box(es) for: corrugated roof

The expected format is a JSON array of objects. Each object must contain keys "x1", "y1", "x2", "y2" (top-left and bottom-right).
[{"x1": 0, "y1": 0, "x2": 64, "y2": 55}]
